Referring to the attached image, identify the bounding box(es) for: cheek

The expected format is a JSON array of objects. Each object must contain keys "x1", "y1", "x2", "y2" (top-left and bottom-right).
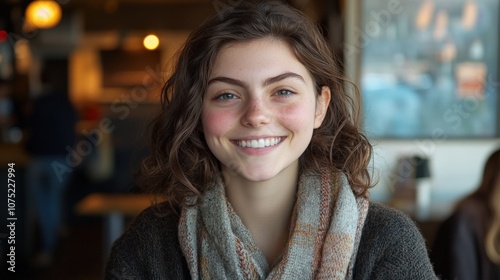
[
  {"x1": 278, "y1": 102, "x2": 316, "y2": 132},
  {"x1": 202, "y1": 109, "x2": 234, "y2": 137}
]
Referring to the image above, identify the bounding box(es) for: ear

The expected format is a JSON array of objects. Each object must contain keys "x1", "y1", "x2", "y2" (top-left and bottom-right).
[{"x1": 314, "y1": 86, "x2": 331, "y2": 128}]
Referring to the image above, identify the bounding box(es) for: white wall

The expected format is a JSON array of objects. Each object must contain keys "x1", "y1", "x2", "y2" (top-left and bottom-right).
[{"x1": 369, "y1": 139, "x2": 499, "y2": 218}]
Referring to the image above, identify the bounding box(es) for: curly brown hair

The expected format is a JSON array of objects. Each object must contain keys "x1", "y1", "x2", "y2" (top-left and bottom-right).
[{"x1": 137, "y1": 0, "x2": 373, "y2": 208}]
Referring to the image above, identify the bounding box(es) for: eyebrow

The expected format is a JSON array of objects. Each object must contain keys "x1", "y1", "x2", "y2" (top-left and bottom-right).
[{"x1": 207, "y1": 72, "x2": 306, "y2": 88}]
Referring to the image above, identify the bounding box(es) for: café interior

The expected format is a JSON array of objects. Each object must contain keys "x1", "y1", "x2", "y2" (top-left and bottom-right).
[{"x1": 0, "y1": 0, "x2": 499, "y2": 279}]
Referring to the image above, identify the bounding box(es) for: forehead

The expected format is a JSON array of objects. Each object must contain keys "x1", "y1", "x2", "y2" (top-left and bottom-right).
[{"x1": 209, "y1": 38, "x2": 312, "y2": 82}]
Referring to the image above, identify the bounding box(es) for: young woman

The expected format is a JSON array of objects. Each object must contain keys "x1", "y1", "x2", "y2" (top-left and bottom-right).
[
  {"x1": 106, "y1": 1, "x2": 436, "y2": 279},
  {"x1": 432, "y1": 148, "x2": 500, "y2": 280}
]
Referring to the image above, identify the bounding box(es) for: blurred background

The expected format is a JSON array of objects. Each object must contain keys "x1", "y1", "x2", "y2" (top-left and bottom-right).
[{"x1": 0, "y1": 0, "x2": 498, "y2": 279}]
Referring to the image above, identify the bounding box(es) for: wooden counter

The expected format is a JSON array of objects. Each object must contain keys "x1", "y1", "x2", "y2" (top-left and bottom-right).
[
  {"x1": 75, "y1": 192, "x2": 158, "y2": 261},
  {"x1": 75, "y1": 193, "x2": 155, "y2": 216}
]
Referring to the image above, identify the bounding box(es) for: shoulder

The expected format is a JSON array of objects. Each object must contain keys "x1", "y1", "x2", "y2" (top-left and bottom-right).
[
  {"x1": 109, "y1": 202, "x2": 181, "y2": 252},
  {"x1": 363, "y1": 202, "x2": 420, "y2": 236},
  {"x1": 123, "y1": 202, "x2": 180, "y2": 234},
  {"x1": 437, "y1": 198, "x2": 488, "y2": 239},
  {"x1": 435, "y1": 197, "x2": 488, "y2": 245},
  {"x1": 105, "y1": 203, "x2": 189, "y2": 279},
  {"x1": 354, "y1": 202, "x2": 437, "y2": 280},
  {"x1": 453, "y1": 198, "x2": 488, "y2": 221},
  {"x1": 359, "y1": 202, "x2": 426, "y2": 255}
]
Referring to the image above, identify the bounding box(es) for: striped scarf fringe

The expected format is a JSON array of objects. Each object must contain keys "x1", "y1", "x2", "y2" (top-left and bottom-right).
[{"x1": 178, "y1": 171, "x2": 369, "y2": 279}]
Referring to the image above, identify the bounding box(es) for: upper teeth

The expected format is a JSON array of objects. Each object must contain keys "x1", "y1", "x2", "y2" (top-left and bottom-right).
[{"x1": 238, "y1": 137, "x2": 282, "y2": 148}]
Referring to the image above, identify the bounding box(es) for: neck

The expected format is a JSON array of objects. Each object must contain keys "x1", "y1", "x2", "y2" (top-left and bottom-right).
[{"x1": 223, "y1": 162, "x2": 299, "y2": 264}]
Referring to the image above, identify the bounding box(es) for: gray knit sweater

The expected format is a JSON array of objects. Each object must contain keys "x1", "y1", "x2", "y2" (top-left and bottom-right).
[{"x1": 105, "y1": 202, "x2": 437, "y2": 279}]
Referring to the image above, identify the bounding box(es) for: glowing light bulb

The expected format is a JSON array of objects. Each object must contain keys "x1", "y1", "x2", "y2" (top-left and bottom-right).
[
  {"x1": 26, "y1": 1, "x2": 62, "y2": 29},
  {"x1": 143, "y1": 34, "x2": 159, "y2": 50}
]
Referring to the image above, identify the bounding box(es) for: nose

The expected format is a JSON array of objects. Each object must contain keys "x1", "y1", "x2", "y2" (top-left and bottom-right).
[{"x1": 241, "y1": 97, "x2": 271, "y2": 127}]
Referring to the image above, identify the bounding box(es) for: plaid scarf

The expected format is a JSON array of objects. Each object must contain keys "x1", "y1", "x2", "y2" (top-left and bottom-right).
[{"x1": 178, "y1": 171, "x2": 369, "y2": 279}]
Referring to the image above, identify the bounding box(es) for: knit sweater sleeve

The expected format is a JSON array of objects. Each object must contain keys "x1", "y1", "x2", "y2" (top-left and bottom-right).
[
  {"x1": 353, "y1": 203, "x2": 438, "y2": 280},
  {"x1": 104, "y1": 204, "x2": 190, "y2": 279}
]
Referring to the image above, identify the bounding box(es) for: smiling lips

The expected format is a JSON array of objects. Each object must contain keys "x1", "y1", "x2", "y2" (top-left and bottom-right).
[{"x1": 236, "y1": 137, "x2": 283, "y2": 148}]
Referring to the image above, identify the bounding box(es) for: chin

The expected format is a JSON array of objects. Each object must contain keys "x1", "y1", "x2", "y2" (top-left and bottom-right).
[{"x1": 239, "y1": 168, "x2": 280, "y2": 182}]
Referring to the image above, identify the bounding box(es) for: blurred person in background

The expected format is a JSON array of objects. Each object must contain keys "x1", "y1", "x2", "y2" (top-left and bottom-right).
[
  {"x1": 432, "y1": 148, "x2": 500, "y2": 280},
  {"x1": 24, "y1": 64, "x2": 77, "y2": 267}
]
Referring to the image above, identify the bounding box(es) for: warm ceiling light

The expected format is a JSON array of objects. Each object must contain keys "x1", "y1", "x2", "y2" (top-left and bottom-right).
[
  {"x1": 143, "y1": 34, "x2": 160, "y2": 50},
  {"x1": 26, "y1": 1, "x2": 62, "y2": 29}
]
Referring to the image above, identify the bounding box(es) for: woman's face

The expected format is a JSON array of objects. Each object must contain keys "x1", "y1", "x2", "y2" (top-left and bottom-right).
[{"x1": 202, "y1": 38, "x2": 330, "y2": 182}]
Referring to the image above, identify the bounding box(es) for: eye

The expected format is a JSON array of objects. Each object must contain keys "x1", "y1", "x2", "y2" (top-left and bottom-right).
[
  {"x1": 274, "y1": 89, "x2": 295, "y2": 97},
  {"x1": 215, "y1": 92, "x2": 238, "y2": 101}
]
